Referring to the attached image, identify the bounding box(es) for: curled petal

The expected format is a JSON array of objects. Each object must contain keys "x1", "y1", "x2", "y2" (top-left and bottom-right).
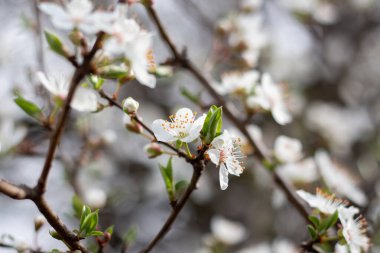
[
  {"x1": 206, "y1": 148, "x2": 221, "y2": 166},
  {"x1": 219, "y1": 164, "x2": 229, "y2": 190}
]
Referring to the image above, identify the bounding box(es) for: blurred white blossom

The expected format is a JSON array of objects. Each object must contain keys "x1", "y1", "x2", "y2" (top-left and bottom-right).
[
  {"x1": 0, "y1": 119, "x2": 26, "y2": 153},
  {"x1": 37, "y1": 71, "x2": 98, "y2": 112},
  {"x1": 273, "y1": 135, "x2": 302, "y2": 163},
  {"x1": 210, "y1": 216, "x2": 247, "y2": 245},
  {"x1": 315, "y1": 150, "x2": 368, "y2": 206}
]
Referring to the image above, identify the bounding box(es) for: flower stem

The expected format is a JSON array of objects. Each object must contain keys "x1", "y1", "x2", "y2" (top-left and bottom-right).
[{"x1": 184, "y1": 143, "x2": 192, "y2": 158}]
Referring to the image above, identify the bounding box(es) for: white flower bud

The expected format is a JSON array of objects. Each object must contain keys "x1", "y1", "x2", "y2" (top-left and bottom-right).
[
  {"x1": 123, "y1": 97, "x2": 139, "y2": 114},
  {"x1": 85, "y1": 188, "x2": 107, "y2": 209}
]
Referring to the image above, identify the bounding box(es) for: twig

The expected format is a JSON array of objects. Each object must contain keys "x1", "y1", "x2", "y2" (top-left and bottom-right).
[
  {"x1": 145, "y1": 4, "x2": 310, "y2": 224},
  {"x1": 35, "y1": 33, "x2": 105, "y2": 194},
  {"x1": 139, "y1": 160, "x2": 205, "y2": 253}
]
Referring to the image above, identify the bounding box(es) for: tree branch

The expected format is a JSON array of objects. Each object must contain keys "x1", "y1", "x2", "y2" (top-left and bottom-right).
[
  {"x1": 0, "y1": 180, "x2": 31, "y2": 200},
  {"x1": 35, "y1": 33, "x2": 105, "y2": 194},
  {"x1": 145, "y1": 4, "x2": 310, "y2": 223},
  {"x1": 139, "y1": 160, "x2": 205, "y2": 253}
]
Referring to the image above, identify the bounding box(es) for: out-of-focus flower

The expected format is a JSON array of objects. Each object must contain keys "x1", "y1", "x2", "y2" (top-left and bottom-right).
[
  {"x1": 335, "y1": 244, "x2": 349, "y2": 253},
  {"x1": 306, "y1": 103, "x2": 373, "y2": 154},
  {"x1": 211, "y1": 216, "x2": 247, "y2": 245},
  {"x1": 219, "y1": 70, "x2": 259, "y2": 96},
  {"x1": 247, "y1": 73, "x2": 292, "y2": 125},
  {"x1": 237, "y1": 243, "x2": 271, "y2": 253},
  {"x1": 39, "y1": 0, "x2": 115, "y2": 33},
  {"x1": 297, "y1": 188, "x2": 359, "y2": 215},
  {"x1": 315, "y1": 150, "x2": 367, "y2": 206},
  {"x1": 338, "y1": 206, "x2": 370, "y2": 253},
  {"x1": 206, "y1": 130, "x2": 244, "y2": 190},
  {"x1": 84, "y1": 188, "x2": 107, "y2": 209},
  {"x1": 273, "y1": 135, "x2": 302, "y2": 163},
  {"x1": 103, "y1": 11, "x2": 156, "y2": 88},
  {"x1": 37, "y1": 71, "x2": 98, "y2": 112},
  {"x1": 237, "y1": 239, "x2": 298, "y2": 253},
  {"x1": 152, "y1": 108, "x2": 205, "y2": 143},
  {"x1": 123, "y1": 97, "x2": 139, "y2": 114},
  {"x1": 278, "y1": 158, "x2": 318, "y2": 184},
  {"x1": 0, "y1": 119, "x2": 27, "y2": 153}
]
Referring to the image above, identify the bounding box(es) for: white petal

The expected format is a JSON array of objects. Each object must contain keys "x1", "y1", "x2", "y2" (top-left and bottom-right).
[
  {"x1": 181, "y1": 114, "x2": 206, "y2": 143},
  {"x1": 175, "y1": 108, "x2": 194, "y2": 119},
  {"x1": 152, "y1": 119, "x2": 176, "y2": 142},
  {"x1": 132, "y1": 64, "x2": 156, "y2": 88},
  {"x1": 219, "y1": 164, "x2": 229, "y2": 190},
  {"x1": 70, "y1": 87, "x2": 98, "y2": 112},
  {"x1": 37, "y1": 71, "x2": 60, "y2": 95},
  {"x1": 206, "y1": 148, "x2": 221, "y2": 165},
  {"x1": 272, "y1": 105, "x2": 292, "y2": 125}
]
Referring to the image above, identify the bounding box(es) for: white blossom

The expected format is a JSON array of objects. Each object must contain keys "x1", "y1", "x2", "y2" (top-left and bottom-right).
[
  {"x1": 37, "y1": 71, "x2": 98, "y2": 112},
  {"x1": 206, "y1": 130, "x2": 244, "y2": 190},
  {"x1": 219, "y1": 70, "x2": 259, "y2": 95},
  {"x1": 338, "y1": 206, "x2": 370, "y2": 253},
  {"x1": 39, "y1": 0, "x2": 115, "y2": 34},
  {"x1": 278, "y1": 158, "x2": 318, "y2": 183},
  {"x1": 211, "y1": 216, "x2": 247, "y2": 245},
  {"x1": 152, "y1": 107, "x2": 205, "y2": 143},
  {"x1": 247, "y1": 73, "x2": 292, "y2": 125},
  {"x1": 274, "y1": 135, "x2": 303, "y2": 163},
  {"x1": 315, "y1": 150, "x2": 368, "y2": 206},
  {"x1": 123, "y1": 97, "x2": 139, "y2": 114},
  {"x1": 84, "y1": 188, "x2": 107, "y2": 209},
  {"x1": 297, "y1": 188, "x2": 359, "y2": 215},
  {"x1": 103, "y1": 11, "x2": 156, "y2": 88}
]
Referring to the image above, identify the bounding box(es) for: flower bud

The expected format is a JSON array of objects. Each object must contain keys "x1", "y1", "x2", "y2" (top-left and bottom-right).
[
  {"x1": 69, "y1": 30, "x2": 85, "y2": 46},
  {"x1": 144, "y1": 143, "x2": 163, "y2": 158},
  {"x1": 123, "y1": 97, "x2": 139, "y2": 114},
  {"x1": 34, "y1": 216, "x2": 46, "y2": 232}
]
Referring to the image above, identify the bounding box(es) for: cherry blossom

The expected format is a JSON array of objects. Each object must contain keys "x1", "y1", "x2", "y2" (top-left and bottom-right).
[
  {"x1": 152, "y1": 108, "x2": 206, "y2": 143},
  {"x1": 274, "y1": 135, "x2": 303, "y2": 163},
  {"x1": 206, "y1": 130, "x2": 244, "y2": 190}
]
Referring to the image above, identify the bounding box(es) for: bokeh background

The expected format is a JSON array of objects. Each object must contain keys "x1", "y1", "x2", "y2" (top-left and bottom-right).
[{"x1": 1, "y1": 0, "x2": 380, "y2": 252}]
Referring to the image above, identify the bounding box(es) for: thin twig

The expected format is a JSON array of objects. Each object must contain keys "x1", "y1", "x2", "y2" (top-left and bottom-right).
[
  {"x1": 139, "y1": 160, "x2": 205, "y2": 253},
  {"x1": 145, "y1": 4, "x2": 310, "y2": 223}
]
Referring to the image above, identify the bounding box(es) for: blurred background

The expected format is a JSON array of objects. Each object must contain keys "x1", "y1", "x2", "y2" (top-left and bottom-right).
[{"x1": 1, "y1": 0, "x2": 380, "y2": 252}]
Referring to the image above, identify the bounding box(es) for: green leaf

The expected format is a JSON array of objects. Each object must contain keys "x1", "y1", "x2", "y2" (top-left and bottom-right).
[
  {"x1": 14, "y1": 95, "x2": 42, "y2": 119},
  {"x1": 44, "y1": 31, "x2": 66, "y2": 56},
  {"x1": 98, "y1": 65, "x2": 129, "y2": 79},
  {"x1": 180, "y1": 87, "x2": 201, "y2": 105},
  {"x1": 79, "y1": 206, "x2": 92, "y2": 233},
  {"x1": 307, "y1": 225, "x2": 318, "y2": 240},
  {"x1": 88, "y1": 230, "x2": 103, "y2": 237},
  {"x1": 105, "y1": 225, "x2": 114, "y2": 235},
  {"x1": 308, "y1": 215, "x2": 320, "y2": 228},
  {"x1": 201, "y1": 105, "x2": 223, "y2": 144},
  {"x1": 72, "y1": 195, "x2": 84, "y2": 219},
  {"x1": 49, "y1": 230, "x2": 62, "y2": 241},
  {"x1": 88, "y1": 75, "x2": 104, "y2": 90},
  {"x1": 175, "y1": 180, "x2": 188, "y2": 194},
  {"x1": 318, "y1": 211, "x2": 339, "y2": 232},
  {"x1": 82, "y1": 210, "x2": 99, "y2": 236},
  {"x1": 123, "y1": 226, "x2": 138, "y2": 246},
  {"x1": 159, "y1": 157, "x2": 175, "y2": 202}
]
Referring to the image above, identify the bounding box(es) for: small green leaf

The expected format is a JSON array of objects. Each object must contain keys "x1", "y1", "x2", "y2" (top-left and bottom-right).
[
  {"x1": 159, "y1": 157, "x2": 175, "y2": 202},
  {"x1": 307, "y1": 225, "x2": 318, "y2": 240},
  {"x1": 14, "y1": 95, "x2": 42, "y2": 119},
  {"x1": 105, "y1": 225, "x2": 114, "y2": 235},
  {"x1": 123, "y1": 226, "x2": 138, "y2": 246},
  {"x1": 79, "y1": 206, "x2": 92, "y2": 233},
  {"x1": 88, "y1": 230, "x2": 103, "y2": 237},
  {"x1": 98, "y1": 65, "x2": 129, "y2": 79},
  {"x1": 49, "y1": 230, "x2": 62, "y2": 241},
  {"x1": 175, "y1": 180, "x2": 188, "y2": 194},
  {"x1": 201, "y1": 105, "x2": 223, "y2": 144},
  {"x1": 88, "y1": 75, "x2": 104, "y2": 90},
  {"x1": 72, "y1": 195, "x2": 84, "y2": 219},
  {"x1": 308, "y1": 215, "x2": 320, "y2": 228},
  {"x1": 44, "y1": 31, "x2": 67, "y2": 56},
  {"x1": 319, "y1": 211, "x2": 339, "y2": 232},
  {"x1": 82, "y1": 210, "x2": 99, "y2": 236}
]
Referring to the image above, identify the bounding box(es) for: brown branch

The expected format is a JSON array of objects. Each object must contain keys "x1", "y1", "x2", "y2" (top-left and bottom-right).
[
  {"x1": 139, "y1": 160, "x2": 205, "y2": 253},
  {"x1": 35, "y1": 33, "x2": 105, "y2": 194},
  {"x1": 145, "y1": 5, "x2": 310, "y2": 223},
  {"x1": 0, "y1": 180, "x2": 32, "y2": 200}
]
